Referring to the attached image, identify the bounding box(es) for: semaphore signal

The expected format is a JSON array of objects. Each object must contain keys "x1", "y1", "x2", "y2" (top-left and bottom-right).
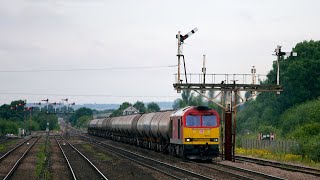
[{"x1": 176, "y1": 28, "x2": 198, "y2": 86}]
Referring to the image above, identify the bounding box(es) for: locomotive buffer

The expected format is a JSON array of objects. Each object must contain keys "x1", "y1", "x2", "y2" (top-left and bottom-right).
[{"x1": 173, "y1": 28, "x2": 296, "y2": 161}]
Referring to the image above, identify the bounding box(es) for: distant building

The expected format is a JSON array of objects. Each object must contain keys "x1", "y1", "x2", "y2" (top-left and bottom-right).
[{"x1": 123, "y1": 106, "x2": 139, "y2": 116}]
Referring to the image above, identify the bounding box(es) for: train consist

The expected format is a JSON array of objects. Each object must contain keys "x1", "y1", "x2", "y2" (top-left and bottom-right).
[{"x1": 88, "y1": 106, "x2": 220, "y2": 160}]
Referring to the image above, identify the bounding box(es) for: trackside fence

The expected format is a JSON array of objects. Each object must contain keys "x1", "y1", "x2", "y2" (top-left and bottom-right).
[{"x1": 238, "y1": 139, "x2": 298, "y2": 154}]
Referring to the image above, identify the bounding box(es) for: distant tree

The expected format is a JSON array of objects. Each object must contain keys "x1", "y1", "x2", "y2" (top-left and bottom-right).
[
  {"x1": 119, "y1": 102, "x2": 132, "y2": 110},
  {"x1": 181, "y1": 90, "x2": 194, "y2": 106},
  {"x1": 147, "y1": 102, "x2": 160, "y2": 112},
  {"x1": 35, "y1": 113, "x2": 58, "y2": 130},
  {"x1": 172, "y1": 98, "x2": 183, "y2": 109},
  {"x1": 133, "y1": 101, "x2": 146, "y2": 113},
  {"x1": 172, "y1": 90, "x2": 206, "y2": 109},
  {"x1": 69, "y1": 107, "x2": 93, "y2": 125},
  {"x1": 76, "y1": 115, "x2": 91, "y2": 128},
  {"x1": 237, "y1": 40, "x2": 320, "y2": 144},
  {"x1": 110, "y1": 109, "x2": 122, "y2": 117}
]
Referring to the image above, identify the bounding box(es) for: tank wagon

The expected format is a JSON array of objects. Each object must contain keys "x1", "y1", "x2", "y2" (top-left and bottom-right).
[{"x1": 88, "y1": 106, "x2": 220, "y2": 160}]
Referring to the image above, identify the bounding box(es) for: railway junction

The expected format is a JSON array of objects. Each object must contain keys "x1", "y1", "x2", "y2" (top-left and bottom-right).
[
  {"x1": 0, "y1": 125, "x2": 319, "y2": 180},
  {"x1": 0, "y1": 29, "x2": 319, "y2": 180}
]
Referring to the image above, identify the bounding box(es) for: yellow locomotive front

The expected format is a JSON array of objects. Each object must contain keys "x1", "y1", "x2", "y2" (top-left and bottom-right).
[{"x1": 171, "y1": 106, "x2": 220, "y2": 160}]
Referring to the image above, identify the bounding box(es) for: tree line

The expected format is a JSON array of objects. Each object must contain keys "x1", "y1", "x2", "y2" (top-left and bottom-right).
[
  {"x1": 0, "y1": 100, "x2": 59, "y2": 136},
  {"x1": 68, "y1": 101, "x2": 162, "y2": 129},
  {"x1": 237, "y1": 40, "x2": 320, "y2": 161}
]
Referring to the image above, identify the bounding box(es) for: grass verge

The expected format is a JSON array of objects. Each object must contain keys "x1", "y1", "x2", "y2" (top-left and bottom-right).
[
  {"x1": 35, "y1": 136, "x2": 51, "y2": 179},
  {"x1": 0, "y1": 139, "x2": 19, "y2": 153},
  {"x1": 81, "y1": 143, "x2": 112, "y2": 161},
  {"x1": 236, "y1": 147, "x2": 320, "y2": 169}
]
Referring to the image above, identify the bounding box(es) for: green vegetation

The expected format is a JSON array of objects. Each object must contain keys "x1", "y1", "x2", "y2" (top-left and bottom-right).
[
  {"x1": 172, "y1": 90, "x2": 222, "y2": 115},
  {"x1": 237, "y1": 40, "x2": 320, "y2": 162},
  {"x1": 173, "y1": 90, "x2": 204, "y2": 109},
  {"x1": 146, "y1": 102, "x2": 160, "y2": 112},
  {"x1": 81, "y1": 144, "x2": 112, "y2": 161},
  {"x1": 35, "y1": 144, "x2": 46, "y2": 178},
  {"x1": 0, "y1": 139, "x2": 19, "y2": 153},
  {"x1": 0, "y1": 100, "x2": 59, "y2": 136},
  {"x1": 280, "y1": 99, "x2": 320, "y2": 161},
  {"x1": 110, "y1": 101, "x2": 161, "y2": 117},
  {"x1": 133, "y1": 101, "x2": 146, "y2": 113},
  {"x1": 68, "y1": 107, "x2": 93, "y2": 129},
  {"x1": 236, "y1": 147, "x2": 320, "y2": 168},
  {"x1": 35, "y1": 138, "x2": 50, "y2": 180}
]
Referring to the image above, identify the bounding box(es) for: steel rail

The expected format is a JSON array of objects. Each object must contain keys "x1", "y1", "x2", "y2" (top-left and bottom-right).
[
  {"x1": 3, "y1": 136, "x2": 41, "y2": 180},
  {"x1": 200, "y1": 162, "x2": 284, "y2": 180},
  {"x1": 81, "y1": 136, "x2": 181, "y2": 180},
  {"x1": 0, "y1": 137, "x2": 32, "y2": 162},
  {"x1": 196, "y1": 163, "x2": 255, "y2": 180},
  {"x1": 58, "y1": 135, "x2": 108, "y2": 180},
  {"x1": 54, "y1": 135, "x2": 77, "y2": 180},
  {"x1": 81, "y1": 135, "x2": 212, "y2": 180},
  {"x1": 236, "y1": 155, "x2": 320, "y2": 177}
]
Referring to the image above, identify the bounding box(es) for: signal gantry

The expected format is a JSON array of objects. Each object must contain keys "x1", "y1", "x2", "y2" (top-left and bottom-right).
[{"x1": 173, "y1": 28, "x2": 296, "y2": 161}]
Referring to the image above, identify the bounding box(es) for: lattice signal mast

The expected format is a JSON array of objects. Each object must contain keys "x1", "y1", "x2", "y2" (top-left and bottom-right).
[{"x1": 176, "y1": 28, "x2": 198, "y2": 85}]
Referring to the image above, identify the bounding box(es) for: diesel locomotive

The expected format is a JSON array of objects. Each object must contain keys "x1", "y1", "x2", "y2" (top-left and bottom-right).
[{"x1": 88, "y1": 106, "x2": 220, "y2": 160}]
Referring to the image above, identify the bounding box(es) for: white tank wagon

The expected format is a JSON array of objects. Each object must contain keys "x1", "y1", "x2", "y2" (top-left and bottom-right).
[
  {"x1": 114, "y1": 114, "x2": 141, "y2": 136},
  {"x1": 136, "y1": 112, "x2": 156, "y2": 138},
  {"x1": 155, "y1": 111, "x2": 174, "y2": 140},
  {"x1": 88, "y1": 119, "x2": 99, "y2": 129},
  {"x1": 89, "y1": 111, "x2": 175, "y2": 141}
]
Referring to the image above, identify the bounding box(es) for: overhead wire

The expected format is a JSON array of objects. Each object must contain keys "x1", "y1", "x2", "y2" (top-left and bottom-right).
[
  {"x1": 0, "y1": 65, "x2": 177, "y2": 73},
  {"x1": 0, "y1": 92, "x2": 180, "y2": 98}
]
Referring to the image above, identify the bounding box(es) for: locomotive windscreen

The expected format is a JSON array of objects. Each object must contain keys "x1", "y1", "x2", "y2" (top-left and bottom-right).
[
  {"x1": 202, "y1": 115, "x2": 217, "y2": 126},
  {"x1": 186, "y1": 115, "x2": 201, "y2": 127}
]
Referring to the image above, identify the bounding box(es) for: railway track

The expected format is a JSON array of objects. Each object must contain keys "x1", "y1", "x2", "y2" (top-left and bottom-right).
[
  {"x1": 81, "y1": 135, "x2": 218, "y2": 180},
  {"x1": 236, "y1": 155, "x2": 320, "y2": 177},
  {"x1": 0, "y1": 136, "x2": 41, "y2": 180},
  {"x1": 196, "y1": 161, "x2": 284, "y2": 180},
  {"x1": 55, "y1": 134, "x2": 108, "y2": 180}
]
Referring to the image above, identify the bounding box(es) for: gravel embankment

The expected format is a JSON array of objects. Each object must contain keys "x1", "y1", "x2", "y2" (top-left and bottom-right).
[
  {"x1": 67, "y1": 136, "x2": 171, "y2": 180},
  {"x1": 49, "y1": 136, "x2": 73, "y2": 180},
  {"x1": 0, "y1": 137, "x2": 37, "y2": 179}
]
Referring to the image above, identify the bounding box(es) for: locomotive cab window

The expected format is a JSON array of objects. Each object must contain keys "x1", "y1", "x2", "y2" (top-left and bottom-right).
[
  {"x1": 186, "y1": 115, "x2": 201, "y2": 127},
  {"x1": 202, "y1": 115, "x2": 217, "y2": 127}
]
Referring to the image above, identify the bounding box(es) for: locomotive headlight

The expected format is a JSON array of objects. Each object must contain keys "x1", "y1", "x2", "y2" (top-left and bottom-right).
[
  {"x1": 210, "y1": 138, "x2": 219, "y2": 142},
  {"x1": 185, "y1": 138, "x2": 193, "y2": 142}
]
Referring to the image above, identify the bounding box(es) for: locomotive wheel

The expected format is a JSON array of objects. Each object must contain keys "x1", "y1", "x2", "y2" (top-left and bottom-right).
[{"x1": 169, "y1": 144, "x2": 175, "y2": 156}]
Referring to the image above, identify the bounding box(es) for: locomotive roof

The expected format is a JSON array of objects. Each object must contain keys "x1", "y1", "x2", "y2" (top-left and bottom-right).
[
  {"x1": 170, "y1": 106, "x2": 213, "y2": 117},
  {"x1": 170, "y1": 106, "x2": 192, "y2": 117}
]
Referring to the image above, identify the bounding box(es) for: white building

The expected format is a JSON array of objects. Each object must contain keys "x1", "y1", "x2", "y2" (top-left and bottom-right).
[{"x1": 122, "y1": 106, "x2": 139, "y2": 116}]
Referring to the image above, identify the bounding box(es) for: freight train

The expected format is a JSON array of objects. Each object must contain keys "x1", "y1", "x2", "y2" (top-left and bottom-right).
[{"x1": 88, "y1": 106, "x2": 220, "y2": 160}]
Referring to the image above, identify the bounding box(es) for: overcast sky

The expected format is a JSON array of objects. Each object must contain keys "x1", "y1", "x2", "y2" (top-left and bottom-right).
[{"x1": 0, "y1": 0, "x2": 319, "y2": 105}]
